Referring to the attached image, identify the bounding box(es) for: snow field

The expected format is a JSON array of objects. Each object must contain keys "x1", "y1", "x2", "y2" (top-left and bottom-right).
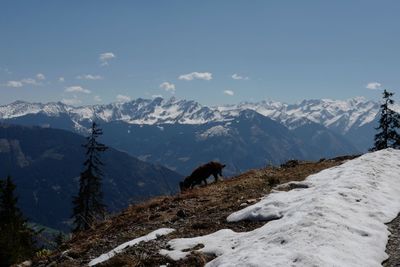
[
  {"x1": 161, "y1": 149, "x2": 400, "y2": 266},
  {"x1": 88, "y1": 228, "x2": 175, "y2": 266}
]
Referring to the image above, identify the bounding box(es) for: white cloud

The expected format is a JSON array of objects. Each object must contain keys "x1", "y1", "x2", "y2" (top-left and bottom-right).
[
  {"x1": 366, "y1": 82, "x2": 382, "y2": 90},
  {"x1": 59, "y1": 77, "x2": 65, "y2": 82},
  {"x1": 116, "y1": 94, "x2": 131, "y2": 102},
  {"x1": 4, "y1": 76, "x2": 42, "y2": 88},
  {"x1": 0, "y1": 68, "x2": 12, "y2": 75},
  {"x1": 77, "y1": 74, "x2": 103, "y2": 80},
  {"x1": 232, "y1": 73, "x2": 249, "y2": 80},
  {"x1": 100, "y1": 52, "x2": 115, "y2": 61},
  {"x1": 223, "y1": 90, "x2": 234, "y2": 96},
  {"x1": 21, "y1": 78, "x2": 38, "y2": 85},
  {"x1": 152, "y1": 94, "x2": 163, "y2": 98},
  {"x1": 5, "y1": 81, "x2": 23, "y2": 88},
  {"x1": 178, "y1": 72, "x2": 212, "y2": 81},
  {"x1": 159, "y1": 82, "x2": 176, "y2": 93},
  {"x1": 36, "y1": 73, "x2": 46, "y2": 80},
  {"x1": 61, "y1": 97, "x2": 81, "y2": 105},
  {"x1": 65, "y1": 86, "x2": 91, "y2": 94},
  {"x1": 99, "y1": 52, "x2": 116, "y2": 66},
  {"x1": 94, "y1": 95, "x2": 102, "y2": 102}
]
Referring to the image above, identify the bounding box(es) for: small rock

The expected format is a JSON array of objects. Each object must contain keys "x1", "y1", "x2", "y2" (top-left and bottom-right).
[
  {"x1": 17, "y1": 261, "x2": 32, "y2": 267},
  {"x1": 149, "y1": 213, "x2": 161, "y2": 220},
  {"x1": 280, "y1": 160, "x2": 299, "y2": 168},
  {"x1": 176, "y1": 209, "x2": 187, "y2": 218},
  {"x1": 46, "y1": 261, "x2": 57, "y2": 267},
  {"x1": 246, "y1": 199, "x2": 257, "y2": 204},
  {"x1": 192, "y1": 222, "x2": 210, "y2": 230}
]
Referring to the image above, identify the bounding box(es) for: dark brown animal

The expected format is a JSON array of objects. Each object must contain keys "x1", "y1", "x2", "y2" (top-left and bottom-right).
[{"x1": 180, "y1": 161, "x2": 226, "y2": 191}]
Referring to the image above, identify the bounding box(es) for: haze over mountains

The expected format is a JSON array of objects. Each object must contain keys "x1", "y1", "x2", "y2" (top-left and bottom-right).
[{"x1": 0, "y1": 97, "x2": 389, "y2": 175}]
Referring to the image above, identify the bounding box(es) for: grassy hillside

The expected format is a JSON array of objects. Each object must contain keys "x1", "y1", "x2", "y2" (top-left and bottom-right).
[{"x1": 31, "y1": 156, "x2": 356, "y2": 266}]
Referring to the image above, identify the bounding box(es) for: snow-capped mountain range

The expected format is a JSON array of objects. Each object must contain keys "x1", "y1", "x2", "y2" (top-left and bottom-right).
[
  {"x1": 216, "y1": 97, "x2": 383, "y2": 134},
  {"x1": 1, "y1": 96, "x2": 391, "y2": 176},
  {"x1": 0, "y1": 96, "x2": 390, "y2": 134}
]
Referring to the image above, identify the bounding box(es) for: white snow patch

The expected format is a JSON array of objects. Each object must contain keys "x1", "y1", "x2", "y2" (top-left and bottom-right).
[
  {"x1": 161, "y1": 149, "x2": 400, "y2": 266},
  {"x1": 89, "y1": 228, "x2": 175, "y2": 266},
  {"x1": 198, "y1": 125, "x2": 230, "y2": 140}
]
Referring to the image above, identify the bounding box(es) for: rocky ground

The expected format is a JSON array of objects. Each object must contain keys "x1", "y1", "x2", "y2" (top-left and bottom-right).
[{"x1": 31, "y1": 155, "x2": 369, "y2": 267}]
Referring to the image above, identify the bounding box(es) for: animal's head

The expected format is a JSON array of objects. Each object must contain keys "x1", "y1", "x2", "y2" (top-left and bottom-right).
[
  {"x1": 179, "y1": 178, "x2": 191, "y2": 192},
  {"x1": 218, "y1": 163, "x2": 226, "y2": 176}
]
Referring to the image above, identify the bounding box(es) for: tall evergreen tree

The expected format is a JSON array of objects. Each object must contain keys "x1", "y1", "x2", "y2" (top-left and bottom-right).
[
  {"x1": 371, "y1": 89, "x2": 400, "y2": 151},
  {"x1": 53, "y1": 231, "x2": 65, "y2": 248},
  {"x1": 0, "y1": 176, "x2": 37, "y2": 266},
  {"x1": 72, "y1": 122, "x2": 108, "y2": 232}
]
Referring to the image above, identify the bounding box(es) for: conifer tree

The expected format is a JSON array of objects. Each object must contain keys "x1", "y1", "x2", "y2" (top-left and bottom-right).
[
  {"x1": 53, "y1": 231, "x2": 65, "y2": 248},
  {"x1": 0, "y1": 176, "x2": 37, "y2": 266},
  {"x1": 371, "y1": 89, "x2": 400, "y2": 151},
  {"x1": 72, "y1": 122, "x2": 108, "y2": 232}
]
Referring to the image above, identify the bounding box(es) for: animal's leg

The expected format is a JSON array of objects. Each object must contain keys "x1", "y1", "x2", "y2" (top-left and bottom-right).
[{"x1": 213, "y1": 173, "x2": 219, "y2": 182}]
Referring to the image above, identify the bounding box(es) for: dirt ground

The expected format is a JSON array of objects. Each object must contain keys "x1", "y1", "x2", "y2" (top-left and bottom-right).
[
  {"x1": 33, "y1": 156, "x2": 357, "y2": 267},
  {"x1": 383, "y1": 214, "x2": 400, "y2": 267}
]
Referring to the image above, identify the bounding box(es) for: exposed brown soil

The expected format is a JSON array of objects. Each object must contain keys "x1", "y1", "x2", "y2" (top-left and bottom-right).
[
  {"x1": 33, "y1": 156, "x2": 356, "y2": 267},
  {"x1": 383, "y1": 213, "x2": 400, "y2": 267}
]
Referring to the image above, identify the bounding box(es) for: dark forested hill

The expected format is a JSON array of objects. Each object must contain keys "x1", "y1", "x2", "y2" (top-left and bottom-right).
[{"x1": 0, "y1": 124, "x2": 183, "y2": 231}]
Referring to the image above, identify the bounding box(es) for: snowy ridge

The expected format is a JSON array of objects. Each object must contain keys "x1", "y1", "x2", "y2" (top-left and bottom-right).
[
  {"x1": 69, "y1": 97, "x2": 227, "y2": 125},
  {"x1": 1, "y1": 97, "x2": 397, "y2": 133},
  {"x1": 197, "y1": 125, "x2": 231, "y2": 140},
  {"x1": 0, "y1": 97, "x2": 227, "y2": 125},
  {"x1": 0, "y1": 101, "x2": 70, "y2": 118},
  {"x1": 216, "y1": 97, "x2": 383, "y2": 133},
  {"x1": 161, "y1": 149, "x2": 400, "y2": 266}
]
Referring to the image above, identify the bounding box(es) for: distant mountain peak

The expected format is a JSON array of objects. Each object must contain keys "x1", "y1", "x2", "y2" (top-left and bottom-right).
[{"x1": 238, "y1": 109, "x2": 265, "y2": 120}]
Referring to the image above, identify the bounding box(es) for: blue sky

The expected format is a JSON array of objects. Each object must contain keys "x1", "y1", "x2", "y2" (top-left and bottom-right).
[{"x1": 0, "y1": 0, "x2": 399, "y2": 106}]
